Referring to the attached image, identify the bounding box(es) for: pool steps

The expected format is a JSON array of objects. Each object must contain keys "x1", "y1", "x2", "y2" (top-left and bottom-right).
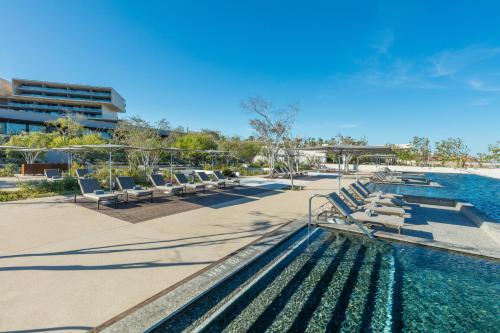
[{"x1": 155, "y1": 231, "x2": 395, "y2": 332}]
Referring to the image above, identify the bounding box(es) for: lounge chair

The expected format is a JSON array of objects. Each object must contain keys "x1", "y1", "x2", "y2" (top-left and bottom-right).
[
  {"x1": 148, "y1": 174, "x2": 184, "y2": 196},
  {"x1": 349, "y1": 183, "x2": 405, "y2": 207},
  {"x1": 213, "y1": 170, "x2": 240, "y2": 187},
  {"x1": 116, "y1": 176, "x2": 154, "y2": 202},
  {"x1": 195, "y1": 171, "x2": 222, "y2": 189},
  {"x1": 340, "y1": 188, "x2": 406, "y2": 217},
  {"x1": 383, "y1": 167, "x2": 425, "y2": 177},
  {"x1": 372, "y1": 171, "x2": 405, "y2": 184},
  {"x1": 76, "y1": 168, "x2": 90, "y2": 179},
  {"x1": 356, "y1": 181, "x2": 402, "y2": 199},
  {"x1": 75, "y1": 178, "x2": 119, "y2": 210},
  {"x1": 327, "y1": 193, "x2": 404, "y2": 234},
  {"x1": 174, "y1": 173, "x2": 205, "y2": 193},
  {"x1": 44, "y1": 169, "x2": 62, "y2": 182},
  {"x1": 273, "y1": 167, "x2": 287, "y2": 178}
]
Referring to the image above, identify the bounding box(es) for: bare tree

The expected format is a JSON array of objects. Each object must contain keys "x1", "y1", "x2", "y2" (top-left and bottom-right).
[
  {"x1": 242, "y1": 97, "x2": 298, "y2": 181},
  {"x1": 113, "y1": 116, "x2": 170, "y2": 176}
]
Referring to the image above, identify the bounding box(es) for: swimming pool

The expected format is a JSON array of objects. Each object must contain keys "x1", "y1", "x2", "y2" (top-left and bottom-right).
[
  {"x1": 151, "y1": 227, "x2": 499, "y2": 332},
  {"x1": 370, "y1": 173, "x2": 500, "y2": 220}
]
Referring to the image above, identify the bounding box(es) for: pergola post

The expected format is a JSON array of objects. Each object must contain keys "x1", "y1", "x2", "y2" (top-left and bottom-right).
[
  {"x1": 356, "y1": 156, "x2": 359, "y2": 183},
  {"x1": 337, "y1": 154, "x2": 341, "y2": 193},
  {"x1": 170, "y1": 153, "x2": 173, "y2": 181},
  {"x1": 109, "y1": 150, "x2": 113, "y2": 192}
]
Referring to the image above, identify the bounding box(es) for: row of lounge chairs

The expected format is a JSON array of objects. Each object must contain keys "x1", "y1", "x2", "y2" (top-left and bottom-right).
[
  {"x1": 273, "y1": 166, "x2": 305, "y2": 178},
  {"x1": 75, "y1": 170, "x2": 240, "y2": 210},
  {"x1": 371, "y1": 169, "x2": 428, "y2": 184},
  {"x1": 319, "y1": 181, "x2": 410, "y2": 234}
]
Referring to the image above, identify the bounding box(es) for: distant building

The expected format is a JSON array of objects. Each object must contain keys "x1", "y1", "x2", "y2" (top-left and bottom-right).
[{"x1": 0, "y1": 78, "x2": 125, "y2": 136}]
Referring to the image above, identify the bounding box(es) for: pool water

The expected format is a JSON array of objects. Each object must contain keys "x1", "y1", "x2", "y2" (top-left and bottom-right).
[
  {"x1": 152, "y1": 228, "x2": 500, "y2": 332},
  {"x1": 370, "y1": 173, "x2": 500, "y2": 220}
]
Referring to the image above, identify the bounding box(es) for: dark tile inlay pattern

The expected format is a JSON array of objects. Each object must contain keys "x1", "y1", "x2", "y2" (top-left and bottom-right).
[{"x1": 75, "y1": 187, "x2": 282, "y2": 223}]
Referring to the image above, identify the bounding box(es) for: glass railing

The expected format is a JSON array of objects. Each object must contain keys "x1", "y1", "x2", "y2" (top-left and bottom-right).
[
  {"x1": 17, "y1": 85, "x2": 111, "y2": 96},
  {"x1": 7, "y1": 102, "x2": 101, "y2": 113},
  {"x1": 18, "y1": 93, "x2": 111, "y2": 102}
]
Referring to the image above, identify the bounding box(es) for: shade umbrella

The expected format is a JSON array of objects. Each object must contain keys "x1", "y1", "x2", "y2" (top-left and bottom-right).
[{"x1": 70, "y1": 144, "x2": 129, "y2": 192}]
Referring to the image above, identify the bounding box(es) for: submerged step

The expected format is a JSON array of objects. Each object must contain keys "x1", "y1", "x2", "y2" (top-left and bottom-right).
[{"x1": 198, "y1": 233, "x2": 338, "y2": 332}]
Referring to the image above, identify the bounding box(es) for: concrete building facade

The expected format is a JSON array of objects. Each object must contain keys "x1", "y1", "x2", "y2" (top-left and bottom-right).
[{"x1": 0, "y1": 78, "x2": 125, "y2": 136}]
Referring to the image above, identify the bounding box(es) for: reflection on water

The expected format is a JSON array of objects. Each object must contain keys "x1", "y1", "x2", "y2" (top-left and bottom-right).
[{"x1": 370, "y1": 173, "x2": 500, "y2": 220}]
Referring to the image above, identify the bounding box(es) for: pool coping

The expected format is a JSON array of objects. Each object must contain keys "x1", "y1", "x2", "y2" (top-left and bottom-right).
[
  {"x1": 318, "y1": 223, "x2": 500, "y2": 261},
  {"x1": 92, "y1": 217, "x2": 308, "y2": 332}
]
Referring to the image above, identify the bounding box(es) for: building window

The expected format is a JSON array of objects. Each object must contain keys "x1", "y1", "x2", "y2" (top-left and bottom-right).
[
  {"x1": 0, "y1": 122, "x2": 6, "y2": 135},
  {"x1": 28, "y1": 124, "x2": 46, "y2": 133},
  {"x1": 6, "y1": 122, "x2": 28, "y2": 134}
]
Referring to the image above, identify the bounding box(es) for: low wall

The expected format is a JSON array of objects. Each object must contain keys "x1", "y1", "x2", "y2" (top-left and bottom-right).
[
  {"x1": 21, "y1": 163, "x2": 68, "y2": 175},
  {"x1": 402, "y1": 195, "x2": 457, "y2": 207},
  {"x1": 458, "y1": 203, "x2": 500, "y2": 244}
]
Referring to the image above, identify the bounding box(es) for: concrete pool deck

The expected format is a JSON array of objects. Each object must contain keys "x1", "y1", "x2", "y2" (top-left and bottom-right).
[{"x1": 0, "y1": 174, "x2": 498, "y2": 332}]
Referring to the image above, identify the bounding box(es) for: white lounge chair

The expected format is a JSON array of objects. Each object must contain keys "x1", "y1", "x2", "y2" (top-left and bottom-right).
[
  {"x1": 213, "y1": 170, "x2": 240, "y2": 187},
  {"x1": 349, "y1": 183, "x2": 405, "y2": 207},
  {"x1": 174, "y1": 173, "x2": 205, "y2": 193},
  {"x1": 44, "y1": 169, "x2": 62, "y2": 182},
  {"x1": 356, "y1": 181, "x2": 402, "y2": 199},
  {"x1": 340, "y1": 188, "x2": 407, "y2": 217},
  {"x1": 116, "y1": 176, "x2": 154, "y2": 202},
  {"x1": 195, "y1": 171, "x2": 222, "y2": 189},
  {"x1": 327, "y1": 193, "x2": 404, "y2": 234},
  {"x1": 148, "y1": 174, "x2": 184, "y2": 196},
  {"x1": 76, "y1": 178, "x2": 119, "y2": 210}
]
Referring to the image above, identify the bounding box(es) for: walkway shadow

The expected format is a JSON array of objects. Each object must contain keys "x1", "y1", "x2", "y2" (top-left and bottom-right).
[
  {"x1": 0, "y1": 260, "x2": 214, "y2": 272},
  {"x1": 6, "y1": 326, "x2": 93, "y2": 332},
  {"x1": 0, "y1": 224, "x2": 275, "y2": 261}
]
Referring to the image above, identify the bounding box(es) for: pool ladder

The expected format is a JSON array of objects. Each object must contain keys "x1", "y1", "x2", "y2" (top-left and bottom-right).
[{"x1": 308, "y1": 194, "x2": 374, "y2": 239}]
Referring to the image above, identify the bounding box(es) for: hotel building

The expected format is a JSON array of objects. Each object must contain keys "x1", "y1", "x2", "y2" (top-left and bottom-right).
[{"x1": 0, "y1": 78, "x2": 125, "y2": 136}]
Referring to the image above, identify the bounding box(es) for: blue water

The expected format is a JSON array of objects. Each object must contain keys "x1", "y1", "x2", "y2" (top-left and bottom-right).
[
  {"x1": 370, "y1": 173, "x2": 500, "y2": 220},
  {"x1": 154, "y1": 228, "x2": 500, "y2": 332}
]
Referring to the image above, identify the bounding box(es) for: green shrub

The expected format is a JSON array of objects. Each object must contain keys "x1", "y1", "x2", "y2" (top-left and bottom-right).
[
  {"x1": 0, "y1": 163, "x2": 19, "y2": 177},
  {"x1": 0, "y1": 191, "x2": 30, "y2": 202},
  {"x1": 17, "y1": 176, "x2": 79, "y2": 194},
  {"x1": 237, "y1": 166, "x2": 265, "y2": 176}
]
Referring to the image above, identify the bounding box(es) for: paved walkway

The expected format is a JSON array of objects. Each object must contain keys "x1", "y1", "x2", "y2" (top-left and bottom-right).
[
  {"x1": 0, "y1": 174, "x2": 497, "y2": 332},
  {"x1": 0, "y1": 176, "x2": 337, "y2": 332}
]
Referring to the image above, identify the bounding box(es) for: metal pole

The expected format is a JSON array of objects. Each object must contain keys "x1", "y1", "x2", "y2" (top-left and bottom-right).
[
  {"x1": 109, "y1": 150, "x2": 113, "y2": 192},
  {"x1": 338, "y1": 154, "x2": 341, "y2": 193},
  {"x1": 356, "y1": 156, "x2": 359, "y2": 183},
  {"x1": 170, "y1": 152, "x2": 173, "y2": 181},
  {"x1": 68, "y1": 152, "x2": 71, "y2": 176}
]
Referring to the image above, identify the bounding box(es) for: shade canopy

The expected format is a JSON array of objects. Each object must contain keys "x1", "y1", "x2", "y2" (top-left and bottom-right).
[
  {"x1": 4, "y1": 147, "x2": 49, "y2": 152},
  {"x1": 0, "y1": 145, "x2": 32, "y2": 150},
  {"x1": 298, "y1": 145, "x2": 395, "y2": 156},
  {"x1": 70, "y1": 144, "x2": 130, "y2": 150}
]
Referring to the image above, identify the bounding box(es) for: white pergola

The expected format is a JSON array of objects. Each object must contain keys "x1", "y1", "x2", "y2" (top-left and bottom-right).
[
  {"x1": 70, "y1": 144, "x2": 130, "y2": 191},
  {"x1": 298, "y1": 145, "x2": 396, "y2": 191}
]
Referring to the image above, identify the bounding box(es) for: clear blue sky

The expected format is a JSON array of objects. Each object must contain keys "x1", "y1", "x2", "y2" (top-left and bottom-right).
[{"x1": 2, "y1": 1, "x2": 499, "y2": 154}]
